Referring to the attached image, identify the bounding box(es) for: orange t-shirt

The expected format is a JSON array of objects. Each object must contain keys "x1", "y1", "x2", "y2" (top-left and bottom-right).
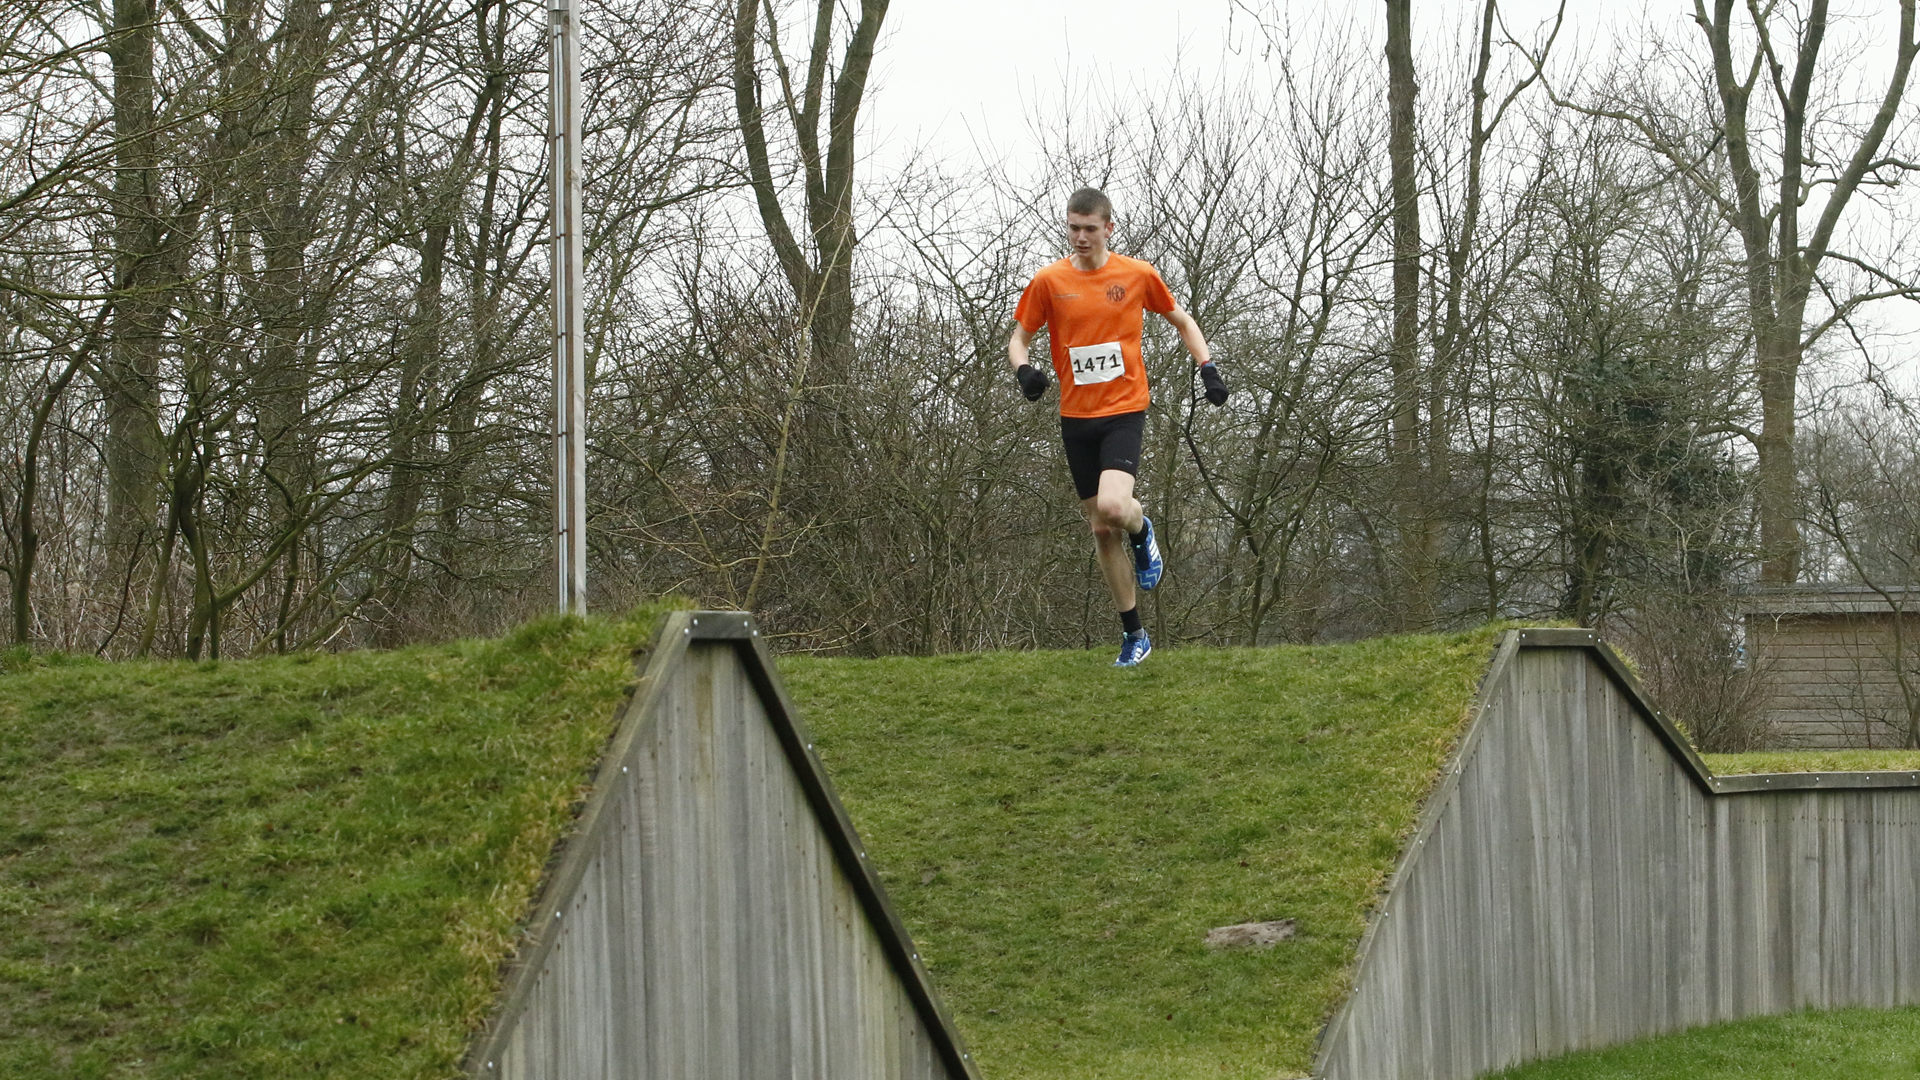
[{"x1": 1013, "y1": 253, "x2": 1178, "y2": 418}]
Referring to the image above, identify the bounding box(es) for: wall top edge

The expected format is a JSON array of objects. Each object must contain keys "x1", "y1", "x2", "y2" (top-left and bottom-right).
[
  {"x1": 1513, "y1": 628, "x2": 1600, "y2": 647},
  {"x1": 677, "y1": 610, "x2": 759, "y2": 640},
  {"x1": 1710, "y1": 771, "x2": 1920, "y2": 792}
]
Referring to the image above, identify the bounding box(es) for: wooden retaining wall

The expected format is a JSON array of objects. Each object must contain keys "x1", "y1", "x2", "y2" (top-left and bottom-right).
[
  {"x1": 465, "y1": 611, "x2": 979, "y2": 1080},
  {"x1": 1316, "y1": 629, "x2": 1920, "y2": 1080}
]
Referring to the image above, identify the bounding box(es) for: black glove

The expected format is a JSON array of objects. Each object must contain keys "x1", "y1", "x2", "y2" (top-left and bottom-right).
[
  {"x1": 1200, "y1": 361, "x2": 1229, "y2": 406},
  {"x1": 1015, "y1": 362, "x2": 1049, "y2": 402}
]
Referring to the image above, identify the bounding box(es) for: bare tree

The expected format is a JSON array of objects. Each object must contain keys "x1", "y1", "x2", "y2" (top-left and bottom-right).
[
  {"x1": 0, "y1": 0, "x2": 733, "y2": 655},
  {"x1": 730, "y1": 0, "x2": 887, "y2": 385},
  {"x1": 1384, "y1": 0, "x2": 1427, "y2": 624},
  {"x1": 102, "y1": 0, "x2": 169, "y2": 585},
  {"x1": 1557, "y1": 1, "x2": 1920, "y2": 583}
]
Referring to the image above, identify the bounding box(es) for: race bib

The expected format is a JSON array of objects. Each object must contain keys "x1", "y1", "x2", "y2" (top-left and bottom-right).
[{"x1": 1068, "y1": 341, "x2": 1126, "y2": 385}]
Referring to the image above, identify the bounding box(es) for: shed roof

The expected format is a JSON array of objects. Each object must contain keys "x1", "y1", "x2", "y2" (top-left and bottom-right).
[{"x1": 1737, "y1": 584, "x2": 1920, "y2": 615}]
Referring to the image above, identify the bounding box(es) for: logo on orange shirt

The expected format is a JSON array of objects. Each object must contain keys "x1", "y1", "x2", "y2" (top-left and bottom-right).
[{"x1": 1106, "y1": 284, "x2": 1126, "y2": 302}]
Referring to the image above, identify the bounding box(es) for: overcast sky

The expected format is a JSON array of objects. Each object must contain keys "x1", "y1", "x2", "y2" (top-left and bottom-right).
[
  {"x1": 861, "y1": 0, "x2": 1644, "y2": 170},
  {"x1": 864, "y1": 0, "x2": 1254, "y2": 165}
]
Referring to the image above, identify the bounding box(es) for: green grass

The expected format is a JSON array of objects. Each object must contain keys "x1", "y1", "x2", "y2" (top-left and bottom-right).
[
  {"x1": 778, "y1": 625, "x2": 1506, "y2": 1080},
  {"x1": 1485, "y1": 1005, "x2": 1920, "y2": 1079},
  {"x1": 0, "y1": 606, "x2": 677, "y2": 1079},
  {"x1": 48, "y1": 614, "x2": 1907, "y2": 1080},
  {"x1": 1706, "y1": 750, "x2": 1920, "y2": 774}
]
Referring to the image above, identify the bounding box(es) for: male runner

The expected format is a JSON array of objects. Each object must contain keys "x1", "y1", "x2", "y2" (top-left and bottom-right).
[{"x1": 1008, "y1": 187, "x2": 1228, "y2": 667}]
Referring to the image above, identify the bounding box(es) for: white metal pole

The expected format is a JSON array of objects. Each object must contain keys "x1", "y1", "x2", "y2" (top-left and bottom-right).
[{"x1": 550, "y1": 0, "x2": 586, "y2": 615}]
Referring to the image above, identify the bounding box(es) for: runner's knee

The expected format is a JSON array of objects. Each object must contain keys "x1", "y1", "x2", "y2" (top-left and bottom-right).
[{"x1": 1093, "y1": 493, "x2": 1131, "y2": 530}]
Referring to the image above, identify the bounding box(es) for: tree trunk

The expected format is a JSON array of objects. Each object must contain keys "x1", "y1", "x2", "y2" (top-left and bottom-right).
[
  {"x1": 1753, "y1": 326, "x2": 1802, "y2": 582},
  {"x1": 12, "y1": 357, "x2": 87, "y2": 644},
  {"x1": 258, "y1": 0, "x2": 324, "y2": 629},
  {"x1": 104, "y1": 0, "x2": 164, "y2": 575},
  {"x1": 372, "y1": 219, "x2": 447, "y2": 639},
  {"x1": 436, "y1": 0, "x2": 513, "y2": 591},
  {"x1": 731, "y1": 0, "x2": 888, "y2": 406},
  {"x1": 1384, "y1": 0, "x2": 1431, "y2": 626}
]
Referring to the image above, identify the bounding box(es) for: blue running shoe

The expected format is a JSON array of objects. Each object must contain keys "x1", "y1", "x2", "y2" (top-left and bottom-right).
[
  {"x1": 1114, "y1": 628, "x2": 1152, "y2": 667},
  {"x1": 1132, "y1": 516, "x2": 1164, "y2": 591}
]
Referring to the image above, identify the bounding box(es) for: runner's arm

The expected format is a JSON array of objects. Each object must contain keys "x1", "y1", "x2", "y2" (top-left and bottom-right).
[
  {"x1": 1007, "y1": 322, "x2": 1036, "y2": 371},
  {"x1": 1161, "y1": 306, "x2": 1212, "y2": 367},
  {"x1": 1006, "y1": 322, "x2": 1051, "y2": 401}
]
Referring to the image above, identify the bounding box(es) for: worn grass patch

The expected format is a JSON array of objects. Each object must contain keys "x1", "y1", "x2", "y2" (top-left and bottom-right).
[
  {"x1": 0, "y1": 607, "x2": 674, "y2": 1079},
  {"x1": 779, "y1": 626, "x2": 1506, "y2": 1080},
  {"x1": 1486, "y1": 1005, "x2": 1920, "y2": 1079},
  {"x1": 1705, "y1": 750, "x2": 1920, "y2": 774}
]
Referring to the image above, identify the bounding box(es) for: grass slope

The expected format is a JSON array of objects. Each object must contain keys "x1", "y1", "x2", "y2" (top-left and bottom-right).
[
  {"x1": 0, "y1": 609, "x2": 670, "y2": 1079},
  {"x1": 1486, "y1": 1005, "x2": 1920, "y2": 1079},
  {"x1": 780, "y1": 626, "x2": 1504, "y2": 1080}
]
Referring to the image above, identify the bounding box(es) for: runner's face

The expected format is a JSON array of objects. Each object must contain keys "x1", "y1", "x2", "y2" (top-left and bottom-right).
[{"x1": 1066, "y1": 211, "x2": 1113, "y2": 260}]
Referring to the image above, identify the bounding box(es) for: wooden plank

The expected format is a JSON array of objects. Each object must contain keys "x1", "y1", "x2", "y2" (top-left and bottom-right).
[
  {"x1": 1753, "y1": 633, "x2": 1909, "y2": 649},
  {"x1": 1753, "y1": 644, "x2": 1909, "y2": 660},
  {"x1": 1847, "y1": 802, "x2": 1881, "y2": 1006},
  {"x1": 1898, "y1": 794, "x2": 1920, "y2": 1004},
  {"x1": 1678, "y1": 717, "x2": 1712, "y2": 1031},
  {"x1": 1542, "y1": 651, "x2": 1578, "y2": 1057},
  {"x1": 1764, "y1": 681, "x2": 1909, "y2": 697},
  {"x1": 1620, "y1": 670, "x2": 1661, "y2": 1038},
  {"x1": 1479, "y1": 680, "x2": 1517, "y2": 1075},
  {"x1": 1591, "y1": 658, "x2": 1628, "y2": 1045},
  {"x1": 1512, "y1": 651, "x2": 1548, "y2": 1063}
]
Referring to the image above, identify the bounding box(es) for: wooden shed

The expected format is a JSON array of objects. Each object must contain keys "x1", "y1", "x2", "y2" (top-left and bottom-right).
[
  {"x1": 463, "y1": 611, "x2": 979, "y2": 1080},
  {"x1": 1739, "y1": 584, "x2": 1920, "y2": 748}
]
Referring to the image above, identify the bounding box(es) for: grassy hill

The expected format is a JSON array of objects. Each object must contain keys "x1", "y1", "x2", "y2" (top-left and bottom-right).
[
  {"x1": 0, "y1": 614, "x2": 1501, "y2": 1078},
  {"x1": 781, "y1": 626, "x2": 1505, "y2": 1080},
  {"x1": 0, "y1": 609, "x2": 673, "y2": 1079}
]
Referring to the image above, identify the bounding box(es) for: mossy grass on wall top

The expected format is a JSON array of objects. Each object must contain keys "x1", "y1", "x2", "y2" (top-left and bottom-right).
[
  {"x1": 779, "y1": 624, "x2": 1509, "y2": 1080},
  {"x1": 0, "y1": 605, "x2": 680, "y2": 1079},
  {"x1": 1704, "y1": 750, "x2": 1920, "y2": 774}
]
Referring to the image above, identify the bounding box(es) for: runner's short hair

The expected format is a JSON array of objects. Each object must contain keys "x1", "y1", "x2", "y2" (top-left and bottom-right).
[{"x1": 1066, "y1": 187, "x2": 1113, "y2": 221}]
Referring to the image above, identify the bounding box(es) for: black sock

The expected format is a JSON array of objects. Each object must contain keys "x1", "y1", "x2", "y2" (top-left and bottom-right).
[
  {"x1": 1128, "y1": 525, "x2": 1146, "y2": 548},
  {"x1": 1120, "y1": 607, "x2": 1143, "y2": 635}
]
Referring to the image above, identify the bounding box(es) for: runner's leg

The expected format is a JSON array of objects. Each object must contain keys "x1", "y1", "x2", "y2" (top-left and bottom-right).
[
  {"x1": 1063, "y1": 414, "x2": 1152, "y2": 662},
  {"x1": 1082, "y1": 469, "x2": 1143, "y2": 612}
]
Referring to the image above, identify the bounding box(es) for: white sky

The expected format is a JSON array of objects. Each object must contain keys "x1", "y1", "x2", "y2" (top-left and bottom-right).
[
  {"x1": 865, "y1": 0, "x2": 1254, "y2": 165},
  {"x1": 864, "y1": 0, "x2": 1645, "y2": 170}
]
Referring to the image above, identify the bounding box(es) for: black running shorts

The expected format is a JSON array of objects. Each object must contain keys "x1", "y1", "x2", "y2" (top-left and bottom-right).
[{"x1": 1059, "y1": 410, "x2": 1146, "y2": 500}]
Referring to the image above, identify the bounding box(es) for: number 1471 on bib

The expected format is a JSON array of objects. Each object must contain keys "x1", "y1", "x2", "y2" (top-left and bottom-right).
[{"x1": 1067, "y1": 342, "x2": 1126, "y2": 385}]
